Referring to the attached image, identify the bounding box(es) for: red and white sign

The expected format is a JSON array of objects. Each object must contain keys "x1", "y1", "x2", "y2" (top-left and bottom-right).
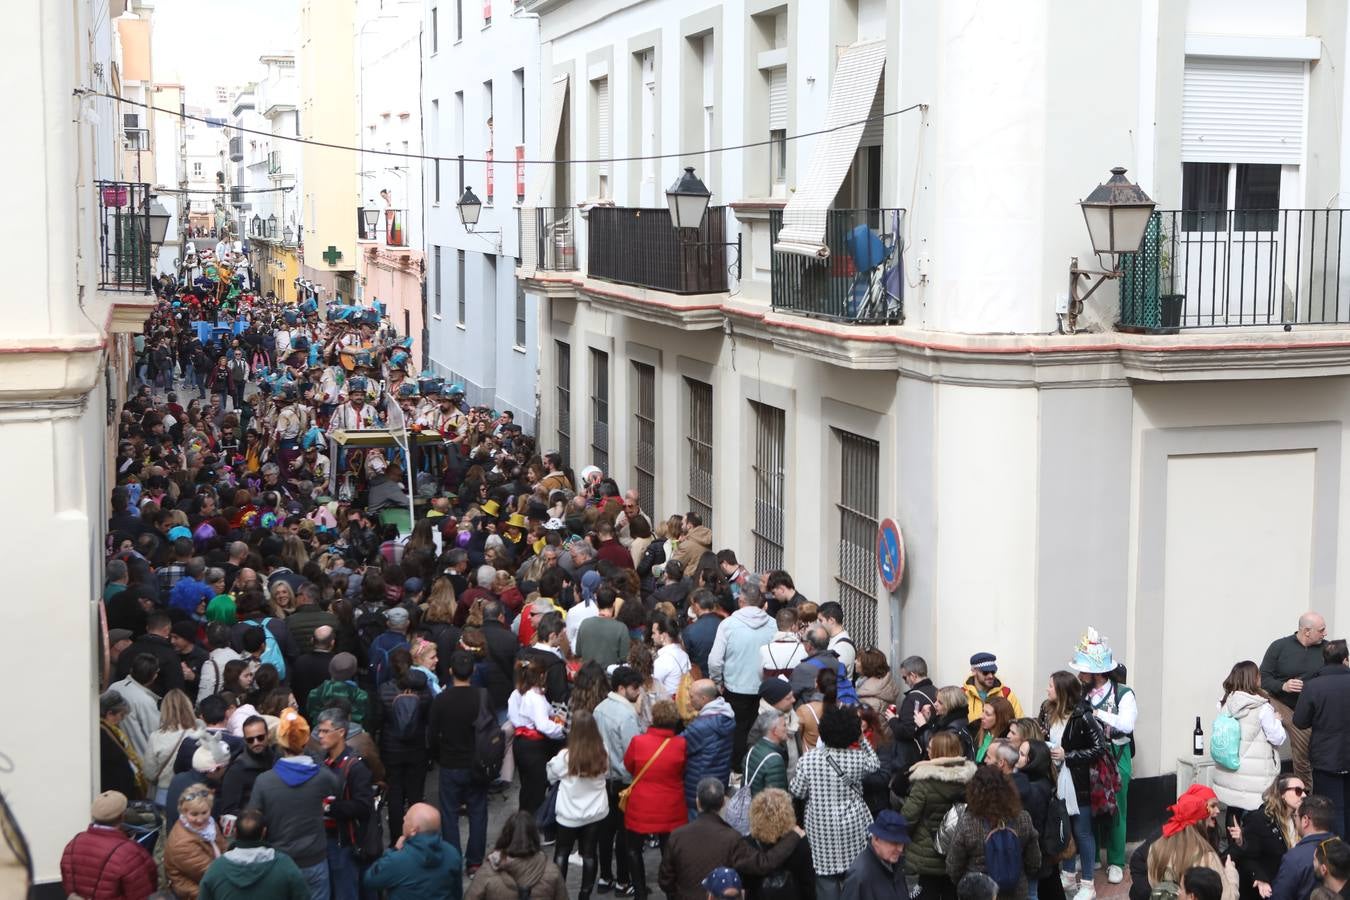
[
  {"x1": 485, "y1": 148, "x2": 494, "y2": 202},
  {"x1": 515, "y1": 145, "x2": 525, "y2": 200},
  {"x1": 483, "y1": 0, "x2": 492, "y2": 21}
]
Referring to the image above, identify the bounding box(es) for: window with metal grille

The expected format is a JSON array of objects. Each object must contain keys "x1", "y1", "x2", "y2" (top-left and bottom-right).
[
  {"x1": 456, "y1": 250, "x2": 466, "y2": 325},
  {"x1": 835, "y1": 429, "x2": 879, "y2": 648},
  {"x1": 591, "y1": 348, "x2": 610, "y2": 473},
  {"x1": 686, "y1": 377, "x2": 713, "y2": 527},
  {"x1": 632, "y1": 362, "x2": 656, "y2": 514},
  {"x1": 556, "y1": 341, "x2": 571, "y2": 466},
  {"x1": 433, "y1": 245, "x2": 442, "y2": 315},
  {"x1": 751, "y1": 401, "x2": 786, "y2": 572}
]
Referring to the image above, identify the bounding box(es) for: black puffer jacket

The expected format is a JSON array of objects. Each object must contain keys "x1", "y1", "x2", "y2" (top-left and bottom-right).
[
  {"x1": 1037, "y1": 701, "x2": 1107, "y2": 806},
  {"x1": 1293, "y1": 665, "x2": 1350, "y2": 773}
]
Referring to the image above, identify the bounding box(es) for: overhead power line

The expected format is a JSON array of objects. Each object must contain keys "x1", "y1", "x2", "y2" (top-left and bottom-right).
[{"x1": 76, "y1": 87, "x2": 926, "y2": 168}]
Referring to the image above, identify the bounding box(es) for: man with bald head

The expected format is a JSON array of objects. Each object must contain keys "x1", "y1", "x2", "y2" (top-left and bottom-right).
[
  {"x1": 363, "y1": 802, "x2": 462, "y2": 900},
  {"x1": 1262, "y1": 611, "x2": 1328, "y2": 787},
  {"x1": 232, "y1": 567, "x2": 259, "y2": 594},
  {"x1": 222, "y1": 541, "x2": 249, "y2": 591},
  {"x1": 681, "y1": 678, "x2": 736, "y2": 818},
  {"x1": 292, "y1": 625, "x2": 336, "y2": 710}
]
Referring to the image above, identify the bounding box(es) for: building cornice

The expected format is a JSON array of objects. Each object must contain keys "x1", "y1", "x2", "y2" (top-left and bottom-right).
[{"x1": 528, "y1": 270, "x2": 1350, "y2": 386}]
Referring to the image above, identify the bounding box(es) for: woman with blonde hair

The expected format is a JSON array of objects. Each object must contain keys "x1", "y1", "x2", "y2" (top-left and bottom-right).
[
  {"x1": 1229, "y1": 775, "x2": 1304, "y2": 900},
  {"x1": 280, "y1": 534, "x2": 310, "y2": 574},
  {"x1": 267, "y1": 579, "x2": 297, "y2": 618},
  {"x1": 145, "y1": 688, "x2": 199, "y2": 807},
  {"x1": 164, "y1": 784, "x2": 228, "y2": 900},
  {"x1": 742, "y1": 788, "x2": 815, "y2": 900},
  {"x1": 411, "y1": 638, "x2": 443, "y2": 695},
  {"x1": 1146, "y1": 785, "x2": 1237, "y2": 900}
]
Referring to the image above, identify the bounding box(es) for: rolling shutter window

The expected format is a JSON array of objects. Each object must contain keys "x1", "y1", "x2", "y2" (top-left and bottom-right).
[
  {"x1": 768, "y1": 67, "x2": 787, "y2": 131},
  {"x1": 1182, "y1": 56, "x2": 1305, "y2": 164},
  {"x1": 859, "y1": 80, "x2": 884, "y2": 148},
  {"x1": 595, "y1": 78, "x2": 610, "y2": 176}
]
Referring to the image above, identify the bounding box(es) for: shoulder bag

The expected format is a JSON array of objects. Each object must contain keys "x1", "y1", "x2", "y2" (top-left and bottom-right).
[{"x1": 617, "y1": 738, "x2": 671, "y2": 813}]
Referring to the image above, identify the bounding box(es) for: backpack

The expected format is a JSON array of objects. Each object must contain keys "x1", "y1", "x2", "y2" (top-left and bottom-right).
[
  {"x1": 1211, "y1": 710, "x2": 1242, "y2": 771},
  {"x1": 471, "y1": 689, "x2": 506, "y2": 783},
  {"x1": 1039, "y1": 796, "x2": 1074, "y2": 860},
  {"x1": 934, "y1": 802, "x2": 966, "y2": 855},
  {"x1": 386, "y1": 692, "x2": 423, "y2": 743},
  {"x1": 243, "y1": 617, "x2": 286, "y2": 680},
  {"x1": 723, "y1": 750, "x2": 774, "y2": 835},
  {"x1": 804, "y1": 656, "x2": 859, "y2": 706},
  {"x1": 369, "y1": 634, "x2": 408, "y2": 686},
  {"x1": 983, "y1": 819, "x2": 1024, "y2": 893}
]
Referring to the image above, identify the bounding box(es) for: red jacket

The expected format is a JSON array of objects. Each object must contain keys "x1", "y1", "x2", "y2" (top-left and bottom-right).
[
  {"x1": 61, "y1": 825, "x2": 157, "y2": 900},
  {"x1": 622, "y1": 728, "x2": 688, "y2": 835},
  {"x1": 595, "y1": 540, "x2": 635, "y2": 571}
]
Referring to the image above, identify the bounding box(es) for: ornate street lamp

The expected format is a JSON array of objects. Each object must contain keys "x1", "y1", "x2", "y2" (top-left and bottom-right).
[{"x1": 1065, "y1": 166, "x2": 1156, "y2": 333}]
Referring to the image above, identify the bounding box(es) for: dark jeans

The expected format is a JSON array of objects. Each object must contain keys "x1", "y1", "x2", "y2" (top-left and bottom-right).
[
  {"x1": 555, "y1": 820, "x2": 601, "y2": 900},
  {"x1": 385, "y1": 757, "x2": 426, "y2": 840},
  {"x1": 1316, "y1": 769, "x2": 1350, "y2": 837},
  {"x1": 514, "y1": 737, "x2": 560, "y2": 815},
  {"x1": 439, "y1": 767, "x2": 488, "y2": 866},
  {"x1": 625, "y1": 828, "x2": 668, "y2": 900},
  {"x1": 326, "y1": 836, "x2": 357, "y2": 900},
  {"x1": 597, "y1": 781, "x2": 630, "y2": 885},
  {"x1": 726, "y1": 690, "x2": 760, "y2": 772}
]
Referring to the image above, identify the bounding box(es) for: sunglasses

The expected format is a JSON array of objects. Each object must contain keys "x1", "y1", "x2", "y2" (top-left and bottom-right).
[
  {"x1": 1288, "y1": 786, "x2": 1308, "y2": 797},
  {"x1": 245, "y1": 734, "x2": 269, "y2": 744}
]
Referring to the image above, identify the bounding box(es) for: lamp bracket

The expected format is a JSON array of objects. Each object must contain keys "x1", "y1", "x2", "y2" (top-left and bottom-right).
[
  {"x1": 675, "y1": 232, "x2": 743, "y2": 281},
  {"x1": 1064, "y1": 256, "x2": 1123, "y2": 334}
]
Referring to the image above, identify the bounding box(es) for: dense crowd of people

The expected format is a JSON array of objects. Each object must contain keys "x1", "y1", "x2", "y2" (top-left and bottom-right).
[{"x1": 65, "y1": 295, "x2": 1350, "y2": 900}]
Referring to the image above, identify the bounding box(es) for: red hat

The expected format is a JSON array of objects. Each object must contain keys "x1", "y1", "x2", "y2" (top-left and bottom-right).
[{"x1": 1163, "y1": 784, "x2": 1217, "y2": 836}]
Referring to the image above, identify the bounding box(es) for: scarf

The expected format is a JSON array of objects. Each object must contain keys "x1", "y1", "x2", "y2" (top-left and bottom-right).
[
  {"x1": 101, "y1": 720, "x2": 150, "y2": 798},
  {"x1": 179, "y1": 814, "x2": 222, "y2": 856}
]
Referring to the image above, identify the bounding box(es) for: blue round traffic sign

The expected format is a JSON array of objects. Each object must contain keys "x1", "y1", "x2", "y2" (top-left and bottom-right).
[{"x1": 877, "y1": 518, "x2": 905, "y2": 593}]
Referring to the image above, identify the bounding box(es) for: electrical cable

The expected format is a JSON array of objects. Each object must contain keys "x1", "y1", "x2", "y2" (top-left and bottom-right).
[{"x1": 75, "y1": 87, "x2": 925, "y2": 168}]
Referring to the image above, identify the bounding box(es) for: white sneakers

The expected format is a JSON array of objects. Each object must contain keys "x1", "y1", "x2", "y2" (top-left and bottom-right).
[
  {"x1": 1073, "y1": 884, "x2": 1097, "y2": 900},
  {"x1": 1061, "y1": 872, "x2": 1079, "y2": 892},
  {"x1": 1108, "y1": 865, "x2": 1125, "y2": 884}
]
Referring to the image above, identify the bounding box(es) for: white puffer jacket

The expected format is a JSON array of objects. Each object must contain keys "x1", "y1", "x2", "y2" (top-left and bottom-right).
[{"x1": 1212, "y1": 691, "x2": 1286, "y2": 811}]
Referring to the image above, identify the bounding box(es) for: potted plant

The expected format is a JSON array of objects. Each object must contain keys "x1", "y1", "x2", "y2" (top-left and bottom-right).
[{"x1": 1157, "y1": 227, "x2": 1184, "y2": 333}]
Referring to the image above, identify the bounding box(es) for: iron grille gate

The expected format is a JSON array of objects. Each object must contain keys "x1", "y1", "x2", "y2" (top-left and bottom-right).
[
  {"x1": 751, "y1": 401, "x2": 786, "y2": 573},
  {"x1": 835, "y1": 430, "x2": 880, "y2": 648},
  {"x1": 686, "y1": 378, "x2": 714, "y2": 528},
  {"x1": 556, "y1": 341, "x2": 571, "y2": 467},
  {"x1": 591, "y1": 348, "x2": 610, "y2": 474},
  {"x1": 633, "y1": 363, "x2": 657, "y2": 517}
]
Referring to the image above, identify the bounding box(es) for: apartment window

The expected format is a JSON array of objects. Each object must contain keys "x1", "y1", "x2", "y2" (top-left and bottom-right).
[
  {"x1": 455, "y1": 91, "x2": 465, "y2": 196},
  {"x1": 193, "y1": 161, "x2": 203, "y2": 176},
  {"x1": 456, "y1": 249, "x2": 466, "y2": 325},
  {"x1": 431, "y1": 6, "x2": 438, "y2": 52},
  {"x1": 632, "y1": 363, "x2": 656, "y2": 513},
  {"x1": 835, "y1": 430, "x2": 880, "y2": 648},
  {"x1": 485, "y1": 80, "x2": 495, "y2": 204},
  {"x1": 593, "y1": 77, "x2": 610, "y2": 199},
  {"x1": 751, "y1": 401, "x2": 786, "y2": 573},
  {"x1": 556, "y1": 341, "x2": 571, "y2": 466},
  {"x1": 767, "y1": 66, "x2": 787, "y2": 193},
  {"x1": 591, "y1": 349, "x2": 610, "y2": 473},
  {"x1": 514, "y1": 283, "x2": 527, "y2": 348},
  {"x1": 1181, "y1": 162, "x2": 1281, "y2": 232},
  {"x1": 454, "y1": 0, "x2": 463, "y2": 40},
  {"x1": 485, "y1": 255, "x2": 498, "y2": 335},
  {"x1": 434, "y1": 159, "x2": 441, "y2": 203},
  {"x1": 701, "y1": 35, "x2": 715, "y2": 187},
  {"x1": 433, "y1": 245, "x2": 442, "y2": 315},
  {"x1": 515, "y1": 69, "x2": 526, "y2": 144},
  {"x1": 686, "y1": 377, "x2": 713, "y2": 527}
]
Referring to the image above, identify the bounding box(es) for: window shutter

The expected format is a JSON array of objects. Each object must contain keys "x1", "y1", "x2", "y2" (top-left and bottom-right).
[
  {"x1": 1182, "y1": 57, "x2": 1305, "y2": 164},
  {"x1": 859, "y1": 79, "x2": 884, "y2": 148},
  {"x1": 596, "y1": 78, "x2": 610, "y2": 175},
  {"x1": 768, "y1": 67, "x2": 787, "y2": 131}
]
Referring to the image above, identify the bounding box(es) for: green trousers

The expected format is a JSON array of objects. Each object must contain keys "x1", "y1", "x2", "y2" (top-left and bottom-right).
[{"x1": 1098, "y1": 743, "x2": 1132, "y2": 867}]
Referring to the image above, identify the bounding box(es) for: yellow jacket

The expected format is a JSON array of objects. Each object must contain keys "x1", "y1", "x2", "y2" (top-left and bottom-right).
[{"x1": 962, "y1": 676, "x2": 1024, "y2": 722}]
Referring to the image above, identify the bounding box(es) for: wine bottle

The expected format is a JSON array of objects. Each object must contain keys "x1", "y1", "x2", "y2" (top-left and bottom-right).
[{"x1": 1193, "y1": 716, "x2": 1204, "y2": 756}]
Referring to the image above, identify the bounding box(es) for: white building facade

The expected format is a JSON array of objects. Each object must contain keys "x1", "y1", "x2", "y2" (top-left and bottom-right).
[
  {"x1": 422, "y1": 0, "x2": 541, "y2": 426},
  {"x1": 357, "y1": 0, "x2": 427, "y2": 361},
  {"x1": 251, "y1": 54, "x2": 304, "y2": 301},
  {"x1": 522, "y1": 0, "x2": 1350, "y2": 829},
  {"x1": 4, "y1": 0, "x2": 156, "y2": 889}
]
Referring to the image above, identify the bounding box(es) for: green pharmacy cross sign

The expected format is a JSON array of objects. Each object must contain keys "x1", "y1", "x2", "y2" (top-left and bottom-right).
[{"x1": 322, "y1": 245, "x2": 343, "y2": 266}]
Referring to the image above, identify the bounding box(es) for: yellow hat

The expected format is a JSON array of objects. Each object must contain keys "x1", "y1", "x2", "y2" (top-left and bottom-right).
[
  {"x1": 505, "y1": 513, "x2": 528, "y2": 529},
  {"x1": 481, "y1": 499, "x2": 501, "y2": 518}
]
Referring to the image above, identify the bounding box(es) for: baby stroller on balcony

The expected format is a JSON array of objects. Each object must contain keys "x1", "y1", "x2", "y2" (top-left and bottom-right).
[{"x1": 844, "y1": 210, "x2": 903, "y2": 323}]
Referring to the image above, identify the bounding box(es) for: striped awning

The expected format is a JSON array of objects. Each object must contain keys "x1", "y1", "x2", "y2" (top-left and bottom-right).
[
  {"x1": 773, "y1": 40, "x2": 886, "y2": 258},
  {"x1": 537, "y1": 75, "x2": 570, "y2": 203}
]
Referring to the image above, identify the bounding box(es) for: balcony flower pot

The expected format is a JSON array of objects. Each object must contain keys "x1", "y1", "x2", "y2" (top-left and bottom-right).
[{"x1": 1158, "y1": 293, "x2": 1184, "y2": 333}]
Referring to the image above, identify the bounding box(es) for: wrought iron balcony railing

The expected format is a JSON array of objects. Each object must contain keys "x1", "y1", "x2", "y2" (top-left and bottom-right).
[{"x1": 768, "y1": 208, "x2": 905, "y2": 324}]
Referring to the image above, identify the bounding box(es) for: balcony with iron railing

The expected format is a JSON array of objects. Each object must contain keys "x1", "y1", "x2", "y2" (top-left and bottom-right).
[
  {"x1": 767, "y1": 208, "x2": 905, "y2": 324},
  {"x1": 588, "y1": 206, "x2": 730, "y2": 294},
  {"x1": 357, "y1": 208, "x2": 410, "y2": 248},
  {"x1": 96, "y1": 181, "x2": 155, "y2": 293},
  {"x1": 1118, "y1": 209, "x2": 1350, "y2": 332}
]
